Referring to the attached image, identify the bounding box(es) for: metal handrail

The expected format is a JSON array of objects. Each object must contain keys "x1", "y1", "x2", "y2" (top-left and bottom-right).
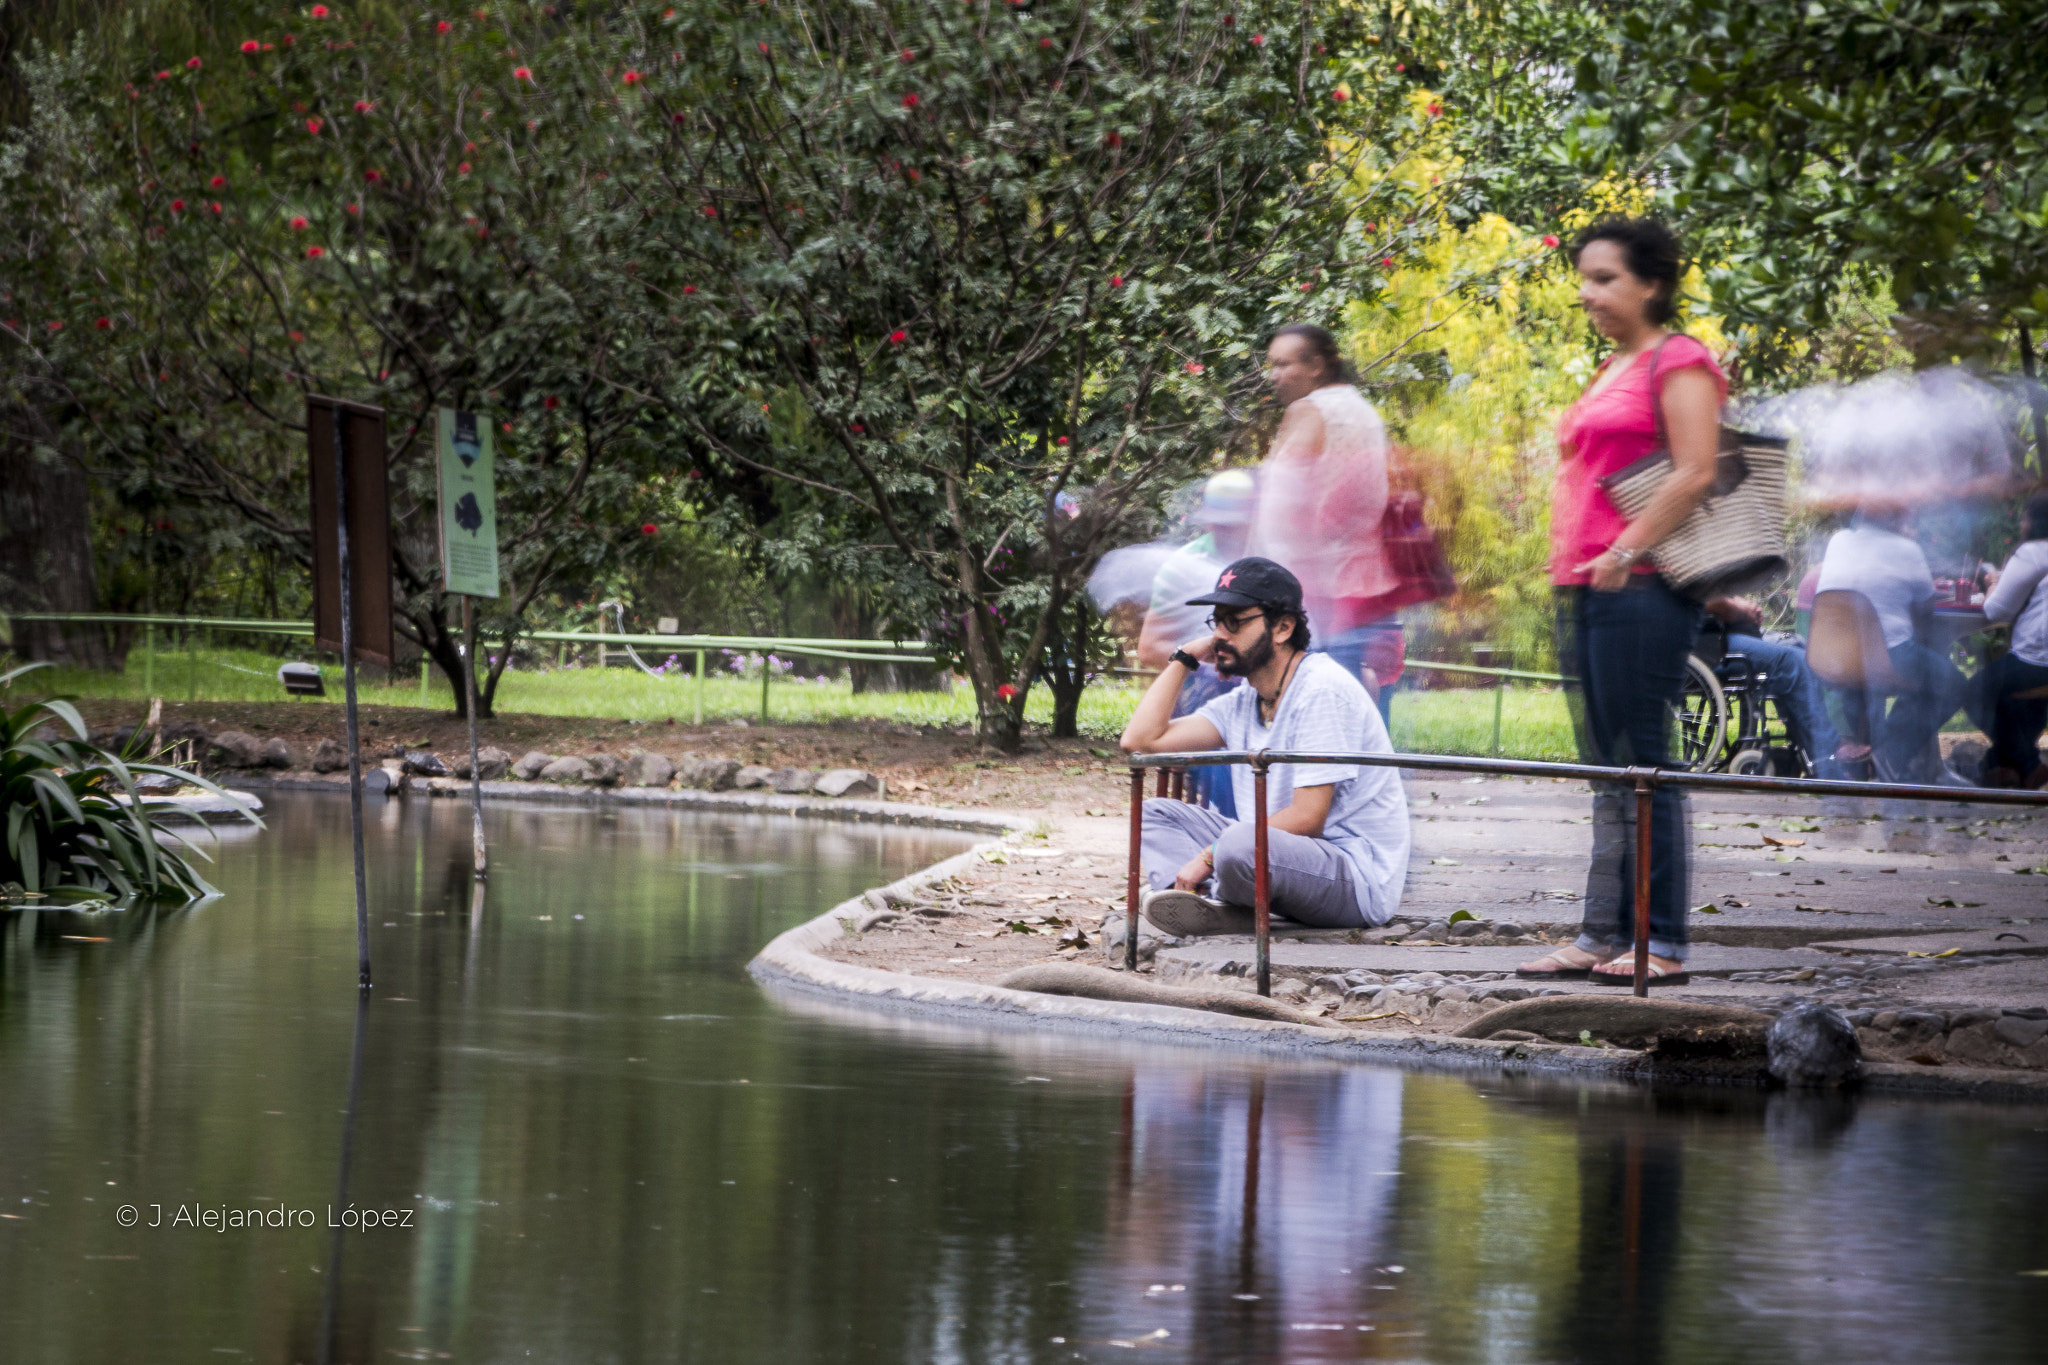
[{"x1": 1123, "y1": 748, "x2": 2048, "y2": 1001}]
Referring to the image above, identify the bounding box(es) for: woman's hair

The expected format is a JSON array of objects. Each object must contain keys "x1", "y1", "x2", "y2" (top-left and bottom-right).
[
  {"x1": 1269, "y1": 323, "x2": 1358, "y2": 384},
  {"x1": 1572, "y1": 217, "x2": 1685, "y2": 325},
  {"x1": 2024, "y1": 491, "x2": 2048, "y2": 542}
]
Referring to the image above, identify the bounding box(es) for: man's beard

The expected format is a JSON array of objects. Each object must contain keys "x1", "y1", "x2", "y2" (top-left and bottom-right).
[{"x1": 1214, "y1": 626, "x2": 1275, "y2": 678}]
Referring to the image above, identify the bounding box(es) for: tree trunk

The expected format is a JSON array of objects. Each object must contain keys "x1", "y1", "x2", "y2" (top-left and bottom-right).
[{"x1": 0, "y1": 432, "x2": 117, "y2": 669}]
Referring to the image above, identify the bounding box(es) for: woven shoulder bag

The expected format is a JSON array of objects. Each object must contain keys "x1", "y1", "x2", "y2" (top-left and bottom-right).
[{"x1": 1596, "y1": 337, "x2": 1789, "y2": 599}]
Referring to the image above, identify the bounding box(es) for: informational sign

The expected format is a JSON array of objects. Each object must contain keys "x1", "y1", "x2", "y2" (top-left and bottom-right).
[
  {"x1": 308, "y1": 395, "x2": 395, "y2": 668},
  {"x1": 436, "y1": 408, "x2": 500, "y2": 598}
]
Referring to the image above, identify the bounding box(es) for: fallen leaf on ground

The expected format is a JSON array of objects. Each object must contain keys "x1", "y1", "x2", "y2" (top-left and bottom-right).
[{"x1": 1762, "y1": 834, "x2": 1806, "y2": 847}]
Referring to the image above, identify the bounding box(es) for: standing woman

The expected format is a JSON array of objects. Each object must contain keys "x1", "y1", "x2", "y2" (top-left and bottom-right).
[{"x1": 1518, "y1": 218, "x2": 1726, "y2": 987}]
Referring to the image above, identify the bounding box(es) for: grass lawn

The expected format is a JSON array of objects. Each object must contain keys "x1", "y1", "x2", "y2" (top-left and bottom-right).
[{"x1": 16, "y1": 646, "x2": 1579, "y2": 759}]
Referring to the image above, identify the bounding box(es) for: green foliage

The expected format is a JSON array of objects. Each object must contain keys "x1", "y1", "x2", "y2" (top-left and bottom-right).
[
  {"x1": 1572, "y1": 0, "x2": 2048, "y2": 368},
  {"x1": 0, "y1": 663, "x2": 254, "y2": 901}
]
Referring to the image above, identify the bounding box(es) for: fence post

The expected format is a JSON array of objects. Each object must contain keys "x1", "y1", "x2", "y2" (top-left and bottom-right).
[
  {"x1": 143, "y1": 623, "x2": 154, "y2": 698},
  {"x1": 1253, "y1": 754, "x2": 1271, "y2": 998},
  {"x1": 694, "y1": 650, "x2": 705, "y2": 725},
  {"x1": 421, "y1": 656, "x2": 430, "y2": 703},
  {"x1": 1633, "y1": 772, "x2": 1654, "y2": 998},
  {"x1": 760, "y1": 662, "x2": 770, "y2": 724},
  {"x1": 1492, "y1": 680, "x2": 1505, "y2": 758},
  {"x1": 1125, "y1": 767, "x2": 1145, "y2": 972}
]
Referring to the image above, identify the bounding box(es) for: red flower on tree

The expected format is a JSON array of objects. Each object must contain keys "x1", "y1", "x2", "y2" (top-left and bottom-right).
[
  {"x1": 996, "y1": 684, "x2": 1018, "y2": 702},
  {"x1": 210, "y1": 175, "x2": 227, "y2": 188},
  {"x1": 622, "y1": 69, "x2": 643, "y2": 84},
  {"x1": 310, "y1": 4, "x2": 329, "y2": 17},
  {"x1": 514, "y1": 66, "x2": 531, "y2": 80},
  {"x1": 306, "y1": 117, "x2": 323, "y2": 134},
  {"x1": 364, "y1": 168, "x2": 383, "y2": 183},
  {"x1": 900, "y1": 48, "x2": 915, "y2": 62},
  {"x1": 209, "y1": 202, "x2": 222, "y2": 214},
  {"x1": 95, "y1": 317, "x2": 111, "y2": 330},
  {"x1": 305, "y1": 245, "x2": 326, "y2": 258},
  {"x1": 170, "y1": 198, "x2": 185, "y2": 212},
  {"x1": 1109, "y1": 274, "x2": 1123, "y2": 288},
  {"x1": 682, "y1": 284, "x2": 697, "y2": 294},
  {"x1": 1250, "y1": 33, "x2": 1264, "y2": 45},
  {"x1": 240, "y1": 40, "x2": 259, "y2": 53},
  {"x1": 641, "y1": 523, "x2": 658, "y2": 536},
  {"x1": 1427, "y1": 101, "x2": 1442, "y2": 117},
  {"x1": 1332, "y1": 89, "x2": 1348, "y2": 101},
  {"x1": 47, "y1": 320, "x2": 63, "y2": 331},
  {"x1": 354, "y1": 100, "x2": 373, "y2": 113},
  {"x1": 1381, "y1": 256, "x2": 1394, "y2": 267},
  {"x1": 1055, "y1": 435, "x2": 1070, "y2": 445},
  {"x1": 186, "y1": 55, "x2": 203, "y2": 70},
  {"x1": 1104, "y1": 130, "x2": 1121, "y2": 147},
  {"x1": 1542, "y1": 234, "x2": 1560, "y2": 248},
  {"x1": 458, "y1": 162, "x2": 472, "y2": 174},
  {"x1": 290, "y1": 215, "x2": 309, "y2": 230},
  {"x1": 436, "y1": 20, "x2": 450, "y2": 33},
  {"x1": 289, "y1": 330, "x2": 304, "y2": 341},
  {"x1": 544, "y1": 395, "x2": 560, "y2": 409},
  {"x1": 900, "y1": 92, "x2": 919, "y2": 108},
  {"x1": 888, "y1": 329, "x2": 908, "y2": 344},
  {"x1": 1222, "y1": 13, "x2": 1235, "y2": 26},
  {"x1": 345, "y1": 201, "x2": 360, "y2": 215}
]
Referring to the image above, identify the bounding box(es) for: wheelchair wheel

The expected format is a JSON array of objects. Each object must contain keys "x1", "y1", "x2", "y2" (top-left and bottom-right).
[
  {"x1": 1728, "y1": 748, "x2": 1768, "y2": 776},
  {"x1": 1671, "y1": 654, "x2": 1728, "y2": 772}
]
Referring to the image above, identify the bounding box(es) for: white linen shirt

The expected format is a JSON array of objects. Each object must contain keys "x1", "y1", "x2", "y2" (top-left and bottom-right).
[
  {"x1": 1192, "y1": 653, "x2": 1410, "y2": 924},
  {"x1": 1816, "y1": 524, "x2": 1933, "y2": 649},
  {"x1": 1985, "y1": 540, "x2": 2048, "y2": 668}
]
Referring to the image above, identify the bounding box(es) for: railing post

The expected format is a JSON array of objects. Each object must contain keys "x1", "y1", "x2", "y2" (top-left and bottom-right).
[
  {"x1": 760, "y1": 660, "x2": 770, "y2": 724},
  {"x1": 694, "y1": 650, "x2": 705, "y2": 725},
  {"x1": 1126, "y1": 767, "x2": 1145, "y2": 972},
  {"x1": 143, "y1": 622, "x2": 154, "y2": 699},
  {"x1": 1492, "y1": 680, "x2": 1505, "y2": 758},
  {"x1": 1155, "y1": 768, "x2": 1169, "y2": 798},
  {"x1": 1632, "y1": 771, "x2": 1654, "y2": 998},
  {"x1": 1253, "y1": 754, "x2": 1272, "y2": 998}
]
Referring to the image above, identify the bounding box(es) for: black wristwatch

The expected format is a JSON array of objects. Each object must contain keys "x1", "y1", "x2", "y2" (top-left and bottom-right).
[{"x1": 1170, "y1": 649, "x2": 1203, "y2": 672}]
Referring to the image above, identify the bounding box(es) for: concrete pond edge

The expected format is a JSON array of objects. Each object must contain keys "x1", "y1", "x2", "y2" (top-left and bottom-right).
[
  {"x1": 745, "y1": 833, "x2": 2048, "y2": 1105},
  {"x1": 229, "y1": 776, "x2": 2048, "y2": 1104}
]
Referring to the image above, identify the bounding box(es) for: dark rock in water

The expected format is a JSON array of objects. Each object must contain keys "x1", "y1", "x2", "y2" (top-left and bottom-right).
[
  {"x1": 621, "y1": 751, "x2": 675, "y2": 788},
  {"x1": 538, "y1": 755, "x2": 595, "y2": 784},
  {"x1": 771, "y1": 766, "x2": 819, "y2": 794},
  {"x1": 683, "y1": 756, "x2": 741, "y2": 791},
  {"x1": 403, "y1": 749, "x2": 451, "y2": 777},
  {"x1": 260, "y1": 737, "x2": 293, "y2": 769},
  {"x1": 134, "y1": 772, "x2": 185, "y2": 795},
  {"x1": 311, "y1": 738, "x2": 346, "y2": 773},
  {"x1": 1767, "y1": 1002, "x2": 1861, "y2": 1088},
  {"x1": 362, "y1": 766, "x2": 397, "y2": 798},
  {"x1": 583, "y1": 752, "x2": 624, "y2": 787}
]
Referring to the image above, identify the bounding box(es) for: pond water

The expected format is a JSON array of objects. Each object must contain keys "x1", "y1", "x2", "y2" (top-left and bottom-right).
[{"x1": 2, "y1": 791, "x2": 2044, "y2": 1364}]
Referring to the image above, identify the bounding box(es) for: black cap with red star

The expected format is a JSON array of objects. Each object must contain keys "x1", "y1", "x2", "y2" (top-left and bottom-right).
[{"x1": 1184, "y1": 556, "x2": 1303, "y2": 613}]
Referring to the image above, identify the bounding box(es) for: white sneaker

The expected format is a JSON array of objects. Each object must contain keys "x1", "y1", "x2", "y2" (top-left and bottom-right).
[{"x1": 1140, "y1": 888, "x2": 1254, "y2": 937}]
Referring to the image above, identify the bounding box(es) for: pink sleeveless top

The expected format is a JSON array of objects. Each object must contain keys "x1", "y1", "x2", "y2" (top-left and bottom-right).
[{"x1": 1549, "y1": 334, "x2": 1727, "y2": 586}]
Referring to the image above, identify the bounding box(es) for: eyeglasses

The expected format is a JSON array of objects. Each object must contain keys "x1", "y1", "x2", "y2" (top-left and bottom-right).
[{"x1": 1206, "y1": 610, "x2": 1266, "y2": 634}]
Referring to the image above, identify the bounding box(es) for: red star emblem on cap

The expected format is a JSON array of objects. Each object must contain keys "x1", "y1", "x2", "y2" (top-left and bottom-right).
[{"x1": 1219, "y1": 569, "x2": 1236, "y2": 587}]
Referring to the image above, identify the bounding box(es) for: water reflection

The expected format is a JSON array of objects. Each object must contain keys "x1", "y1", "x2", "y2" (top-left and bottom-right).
[{"x1": 0, "y1": 793, "x2": 2043, "y2": 1364}]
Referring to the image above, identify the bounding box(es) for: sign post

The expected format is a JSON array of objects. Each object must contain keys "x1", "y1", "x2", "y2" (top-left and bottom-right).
[
  {"x1": 309, "y1": 396, "x2": 390, "y2": 993},
  {"x1": 437, "y1": 409, "x2": 501, "y2": 880}
]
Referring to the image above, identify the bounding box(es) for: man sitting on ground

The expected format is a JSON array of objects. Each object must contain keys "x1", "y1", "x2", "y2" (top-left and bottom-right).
[{"x1": 1118, "y1": 557, "x2": 1411, "y2": 934}]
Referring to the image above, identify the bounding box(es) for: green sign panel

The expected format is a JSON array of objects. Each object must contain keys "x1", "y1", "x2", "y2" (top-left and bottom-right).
[{"x1": 436, "y1": 408, "x2": 500, "y2": 598}]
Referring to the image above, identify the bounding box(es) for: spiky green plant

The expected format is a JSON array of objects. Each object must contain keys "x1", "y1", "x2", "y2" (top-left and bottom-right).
[{"x1": 1, "y1": 664, "x2": 259, "y2": 902}]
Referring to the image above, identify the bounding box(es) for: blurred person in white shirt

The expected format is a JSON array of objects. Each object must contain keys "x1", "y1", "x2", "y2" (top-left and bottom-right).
[{"x1": 1977, "y1": 492, "x2": 2048, "y2": 787}]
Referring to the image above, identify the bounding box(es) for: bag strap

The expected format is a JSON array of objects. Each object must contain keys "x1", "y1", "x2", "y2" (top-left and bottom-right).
[{"x1": 1645, "y1": 333, "x2": 1677, "y2": 452}]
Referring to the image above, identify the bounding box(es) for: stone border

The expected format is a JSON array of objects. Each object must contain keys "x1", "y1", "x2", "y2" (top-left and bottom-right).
[
  {"x1": 219, "y1": 772, "x2": 1028, "y2": 835},
  {"x1": 747, "y1": 835, "x2": 2048, "y2": 1105},
  {"x1": 228, "y1": 777, "x2": 2048, "y2": 1103}
]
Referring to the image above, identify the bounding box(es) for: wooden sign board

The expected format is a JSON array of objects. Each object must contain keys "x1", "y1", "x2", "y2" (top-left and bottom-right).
[{"x1": 308, "y1": 396, "x2": 395, "y2": 668}]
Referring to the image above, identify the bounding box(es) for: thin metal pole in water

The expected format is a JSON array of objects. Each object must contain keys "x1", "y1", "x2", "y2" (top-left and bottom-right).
[
  {"x1": 463, "y1": 594, "x2": 487, "y2": 879},
  {"x1": 315, "y1": 987, "x2": 370, "y2": 1365},
  {"x1": 335, "y1": 405, "x2": 372, "y2": 992},
  {"x1": 1632, "y1": 773, "x2": 1653, "y2": 998},
  {"x1": 1125, "y1": 767, "x2": 1144, "y2": 972},
  {"x1": 1253, "y1": 757, "x2": 1271, "y2": 998},
  {"x1": 694, "y1": 649, "x2": 705, "y2": 725}
]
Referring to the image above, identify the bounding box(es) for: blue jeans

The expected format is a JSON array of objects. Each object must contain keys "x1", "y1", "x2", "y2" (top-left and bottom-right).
[
  {"x1": 1724, "y1": 632, "x2": 1842, "y2": 769},
  {"x1": 1872, "y1": 641, "x2": 1974, "y2": 777},
  {"x1": 1982, "y1": 651, "x2": 2048, "y2": 776},
  {"x1": 1317, "y1": 620, "x2": 1402, "y2": 727},
  {"x1": 1558, "y1": 581, "x2": 1699, "y2": 962}
]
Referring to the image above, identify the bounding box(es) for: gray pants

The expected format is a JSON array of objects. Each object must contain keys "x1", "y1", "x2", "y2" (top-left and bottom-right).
[{"x1": 1139, "y1": 799, "x2": 1367, "y2": 928}]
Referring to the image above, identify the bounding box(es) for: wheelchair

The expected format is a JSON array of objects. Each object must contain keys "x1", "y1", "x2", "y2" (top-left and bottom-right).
[{"x1": 1669, "y1": 629, "x2": 1814, "y2": 776}]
